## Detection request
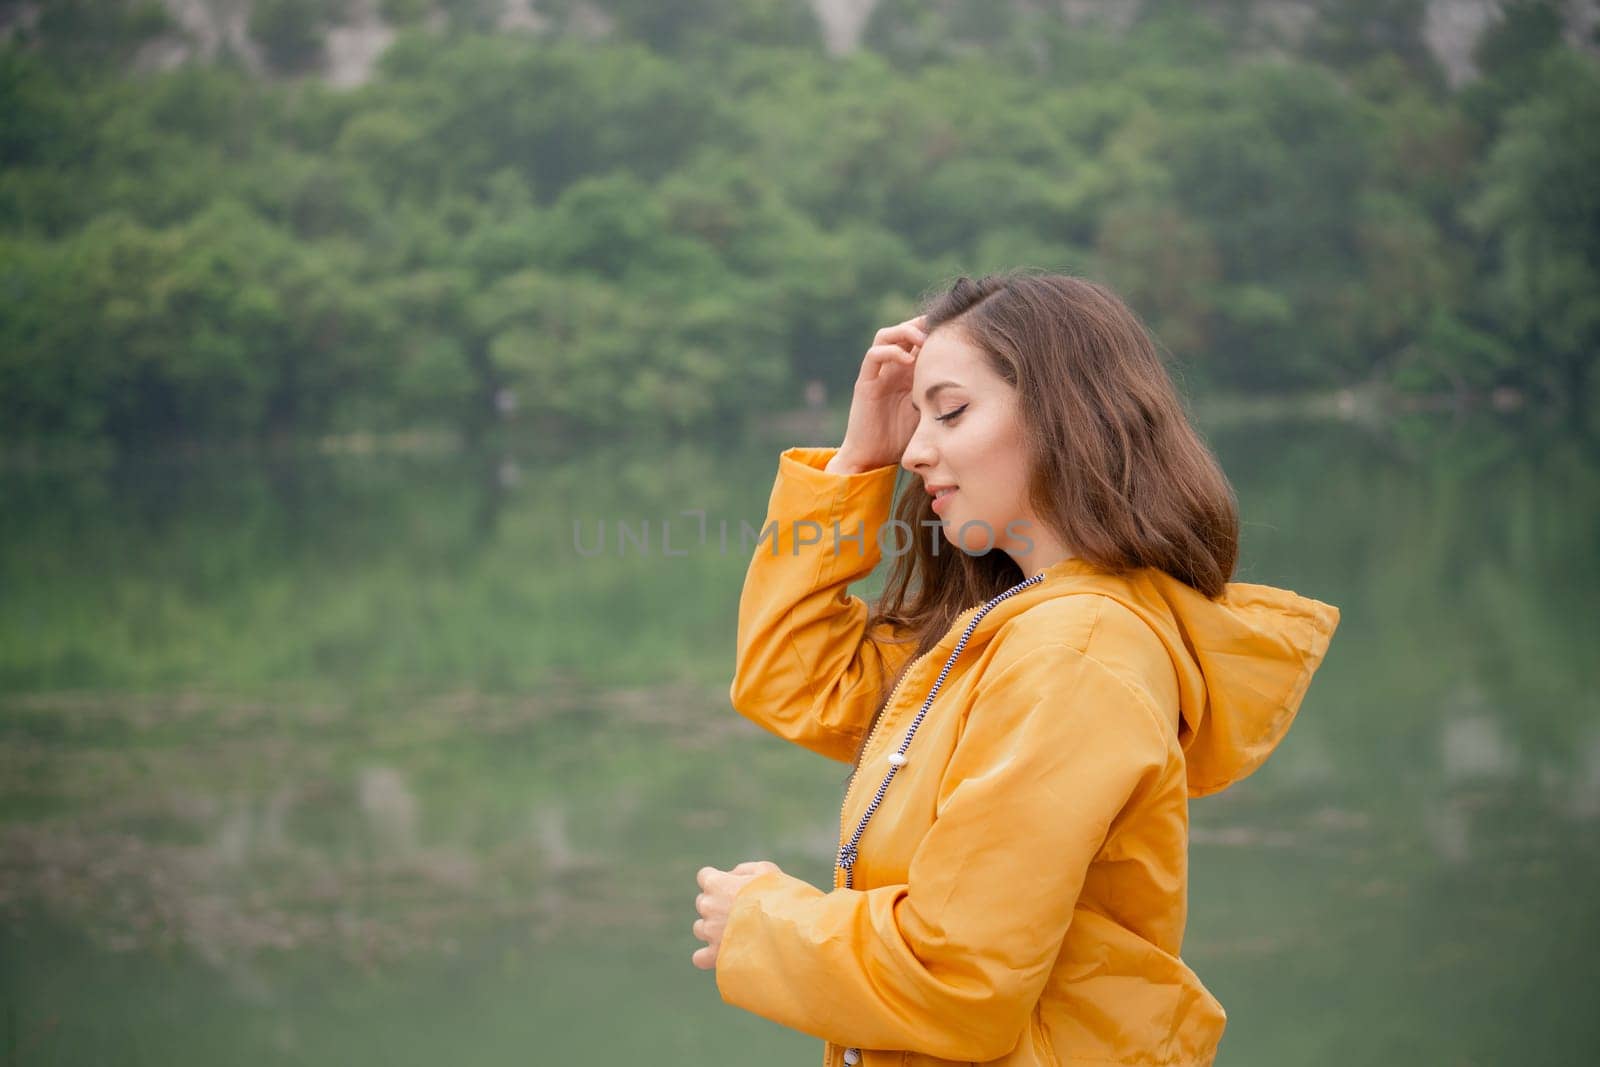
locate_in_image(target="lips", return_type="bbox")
[929,487,958,515]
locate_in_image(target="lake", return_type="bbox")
[2,411,1596,1065]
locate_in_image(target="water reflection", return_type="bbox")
[1569,726,1600,820]
[2,415,1597,1064]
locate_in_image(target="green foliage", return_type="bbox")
[250,0,341,74]
[380,0,432,26]
[1464,49,1600,420]
[1300,0,1442,85]
[1460,1,1573,134]
[0,2,1596,451]
[592,0,822,55]
[1474,1,1567,82]
[4,0,173,70]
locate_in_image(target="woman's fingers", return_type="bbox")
[873,317,928,351]
[693,861,786,969]
[731,860,782,879]
[860,342,919,383]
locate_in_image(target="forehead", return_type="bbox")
[914,327,994,389]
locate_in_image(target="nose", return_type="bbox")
[900,411,937,475]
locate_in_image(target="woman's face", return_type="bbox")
[900,326,1062,571]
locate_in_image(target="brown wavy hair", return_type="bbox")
[848,269,1239,773]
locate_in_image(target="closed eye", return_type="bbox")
[935,404,968,423]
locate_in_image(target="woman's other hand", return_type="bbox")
[827,314,929,474]
[691,860,784,970]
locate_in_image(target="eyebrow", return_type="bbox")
[908,381,963,411]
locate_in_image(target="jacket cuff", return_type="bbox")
[714,869,834,1037]
[780,445,899,480]
[762,446,901,581]
[772,447,901,533]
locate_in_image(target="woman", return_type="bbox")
[689,271,1340,1067]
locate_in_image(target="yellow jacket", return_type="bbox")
[715,446,1341,1067]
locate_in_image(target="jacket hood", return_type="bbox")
[938,557,1340,798]
[1126,567,1340,797]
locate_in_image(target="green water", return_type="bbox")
[3,416,1597,1065]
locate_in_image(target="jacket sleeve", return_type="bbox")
[728,445,919,764]
[714,640,1172,1061]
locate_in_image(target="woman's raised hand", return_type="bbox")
[826,314,929,475]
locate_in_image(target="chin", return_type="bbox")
[944,520,1000,556]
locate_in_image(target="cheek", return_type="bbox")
[961,437,1027,512]
[979,431,1031,516]
[960,463,1036,531]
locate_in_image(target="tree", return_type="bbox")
[1466,50,1600,428]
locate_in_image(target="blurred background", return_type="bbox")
[1,1,1597,1064]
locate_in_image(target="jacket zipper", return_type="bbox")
[828,579,1046,1067]
[834,606,980,890]
[830,611,972,1067]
